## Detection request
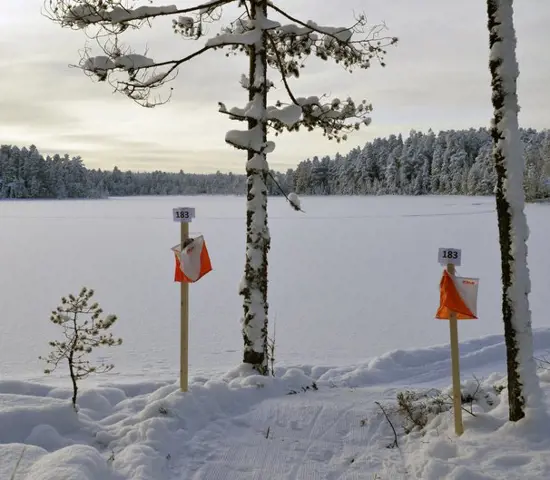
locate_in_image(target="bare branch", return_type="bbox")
[267,171,304,213]
[375,401,399,449]
[266,30,299,104]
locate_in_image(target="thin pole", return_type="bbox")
[447,263,464,435]
[180,222,189,392]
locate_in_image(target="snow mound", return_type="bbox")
[0,366,317,479]
[25,445,121,480]
[0,394,80,444]
[312,328,550,387]
[403,395,550,479]
[2,331,550,479]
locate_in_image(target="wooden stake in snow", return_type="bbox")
[447,262,464,436]
[171,207,213,392]
[173,207,194,392]
[180,220,190,392]
[436,247,479,436]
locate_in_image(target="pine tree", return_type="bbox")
[39,288,122,408]
[430,133,446,194]
[46,0,396,373]
[384,151,399,194]
[487,0,542,421]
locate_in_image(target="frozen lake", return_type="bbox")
[0,195,549,383]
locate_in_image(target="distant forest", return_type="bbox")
[2,128,549,201]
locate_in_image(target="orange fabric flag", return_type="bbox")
[173,236,212,283]
[436,270,477,320]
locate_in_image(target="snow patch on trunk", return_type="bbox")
[489,0,543,410]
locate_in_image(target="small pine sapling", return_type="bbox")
[39,287,122,408]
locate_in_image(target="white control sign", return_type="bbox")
[438,247,462,266]
[173,207,195,223]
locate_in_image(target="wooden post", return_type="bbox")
[180,221,189,392]
[447,263,464,436]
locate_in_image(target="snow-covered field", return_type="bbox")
[1,195,550,479]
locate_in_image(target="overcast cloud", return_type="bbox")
[1,0,549,173]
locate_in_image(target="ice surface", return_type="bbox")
[0,196,549,382]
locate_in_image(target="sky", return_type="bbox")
[1,0,549,173]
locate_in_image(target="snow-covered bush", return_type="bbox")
[375,377,506,437]
[396,389,451,434]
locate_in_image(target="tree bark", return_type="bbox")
[241,0,270,374]
[487,0,542,421]
[69,312,79,408]
[69,357,78,409]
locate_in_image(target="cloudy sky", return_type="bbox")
[1,1,549,173]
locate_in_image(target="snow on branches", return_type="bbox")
[47,0,230,29]
[46,0,396,140]
[46,0,397,373]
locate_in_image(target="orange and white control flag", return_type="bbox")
[172,235,212,283]
[436,270,479,320]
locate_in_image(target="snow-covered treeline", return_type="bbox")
[3,127,549,200]
[0,144,264,199]
[294,127,550,200]
[0,144,297,199]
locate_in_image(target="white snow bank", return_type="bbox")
[0,394,80,444]
[2,330,550,479]
[307,328,550,388]
[0,444,46,480]
[403,384,550,479]
[0,366,316,479]
[25,445,122,480]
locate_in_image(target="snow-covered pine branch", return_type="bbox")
[267,6,397,69]
[47,0,396,375]
[46,0,232,30]
[219,9,396,142]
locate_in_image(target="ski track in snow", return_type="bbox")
[164,329,550,479]
[167,390,404,480]
[3,329,550,479]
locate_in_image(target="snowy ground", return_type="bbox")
[1,195,550,479]
[3,330,550,479]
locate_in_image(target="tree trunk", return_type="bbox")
[68,354,78,408]
[69,312,79,408]
[241,0,270,374]
[487,0,542,421]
